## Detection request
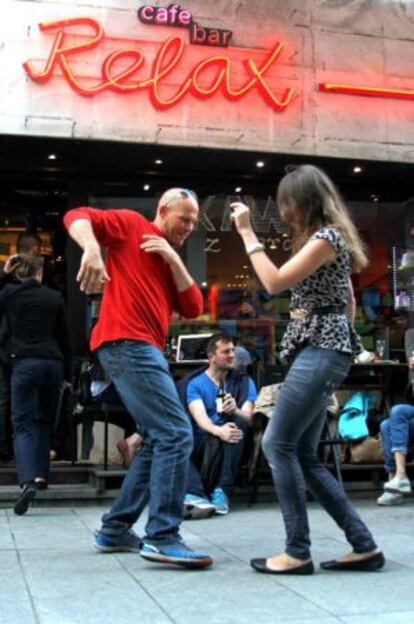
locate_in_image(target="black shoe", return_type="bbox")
[251,558,314,575]
[320,551,385,572]
[14,482,37,516]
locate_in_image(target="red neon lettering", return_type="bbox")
[319,82,414,101]
[23,17,296,111]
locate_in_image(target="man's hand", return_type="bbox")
[216,422,243,444]
[140,235,179,265]
[221,393,237,415]
[77,245,110,294]
[3,254,21,274]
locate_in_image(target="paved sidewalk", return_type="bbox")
[0,499,413,624]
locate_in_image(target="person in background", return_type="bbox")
[179,332,257,518]
[377,350,414,505]
[64,188,213,569]
[0,254,71,515]
[231,164,384,574]
[0,232,42,463]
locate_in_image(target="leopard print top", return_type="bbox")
[280,226,362,362]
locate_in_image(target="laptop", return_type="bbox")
[176,333,213,363]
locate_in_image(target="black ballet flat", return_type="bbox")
[320,551,385,572]
[251,558,314,575]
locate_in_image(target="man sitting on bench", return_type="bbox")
[178,332,257,518]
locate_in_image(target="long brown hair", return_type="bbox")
[277,165,368,272]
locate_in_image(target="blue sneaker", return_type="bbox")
[183,494,216,519]
[93,529,141,553]
[211,487,229,515]
[140,540,213,569]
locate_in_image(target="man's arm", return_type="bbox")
[66,219,110,294]
[188,400,243,443]
[140,235,203,317]
[64,207,140,293]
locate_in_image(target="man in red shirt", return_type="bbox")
[64,188,213,569]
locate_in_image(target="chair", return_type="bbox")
[69,358,135,470]
[71,401,132,470]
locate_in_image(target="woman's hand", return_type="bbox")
[230,202,253,235]
[3,254,20,274]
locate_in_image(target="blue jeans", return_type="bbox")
[380,404,414,473]
[11,358,63,484]
[98,340,193,544]
[262,346,377,560]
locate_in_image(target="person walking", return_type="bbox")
[231,164,384,574]
[64,188,213,569]
[0,254,71,515]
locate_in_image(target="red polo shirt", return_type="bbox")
[63,207,203,352]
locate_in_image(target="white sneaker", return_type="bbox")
[183,494,216,519]
[377,491,403,506]
[384,476,412,494]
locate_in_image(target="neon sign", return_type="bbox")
[319,82,414,102]
[22,17,295,111]
[137,3,233,48]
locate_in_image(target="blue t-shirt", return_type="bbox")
[186,372,257,425]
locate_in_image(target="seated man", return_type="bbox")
[377,404,414,505]
[179,332,257,518]
[377,332,414,506]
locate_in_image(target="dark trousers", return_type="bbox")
[0,361,11,458]
[187,416,249,498]
[11,358,64,484]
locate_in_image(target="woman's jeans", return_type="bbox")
[98,340,193,544]
[11,358,63,484]
[380,404,414,473]
[262,346,377,560]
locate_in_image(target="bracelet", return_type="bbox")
[245,242,265,256]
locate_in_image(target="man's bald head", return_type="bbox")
[157,188,199,213]
[154,188,199,247]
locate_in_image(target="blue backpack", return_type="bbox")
[338,391,375,441]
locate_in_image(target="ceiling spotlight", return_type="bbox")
[201,281,207,287]
[353,166,362,173]
[256,161,265,168]
[143,184,151,191]
[154,159,163,165]
[234,186,242,193]
[242,265,249,269]
[370,194,379,202]
[48,154,57,160]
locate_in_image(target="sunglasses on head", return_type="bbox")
[165,188,198,206]
[284,164,298,174]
